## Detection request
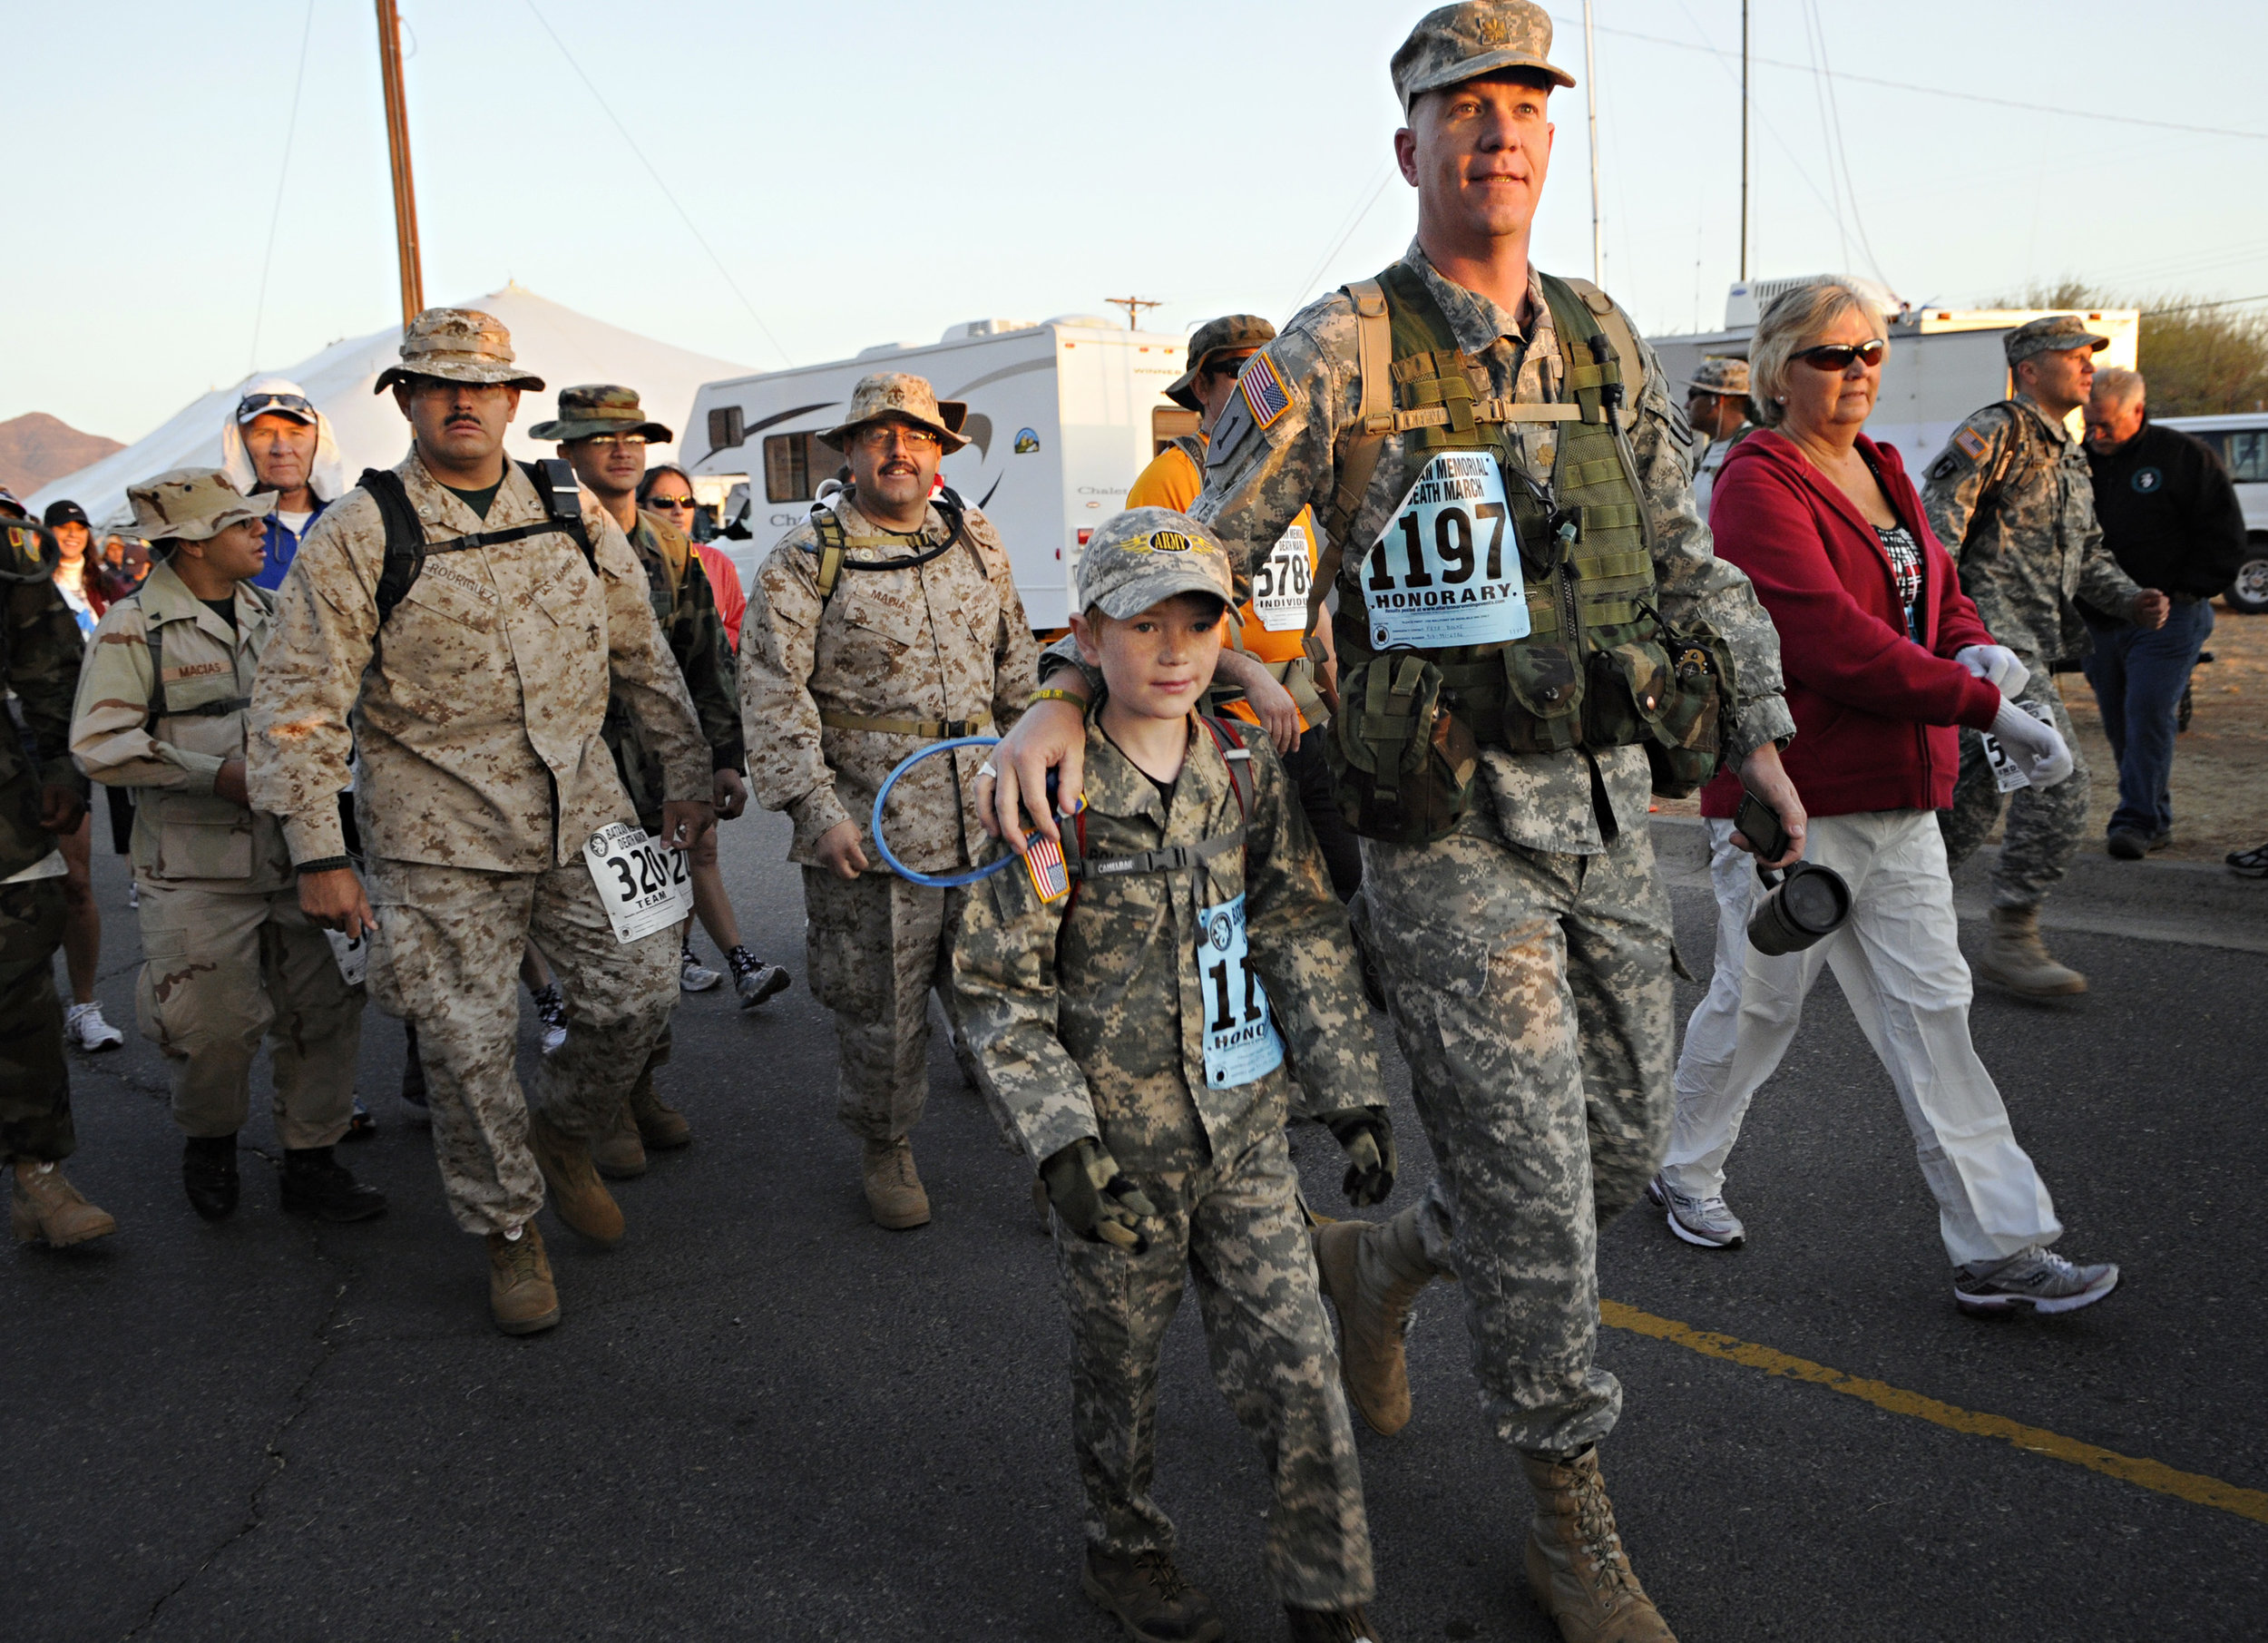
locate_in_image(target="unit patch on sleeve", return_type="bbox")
[1953,425,1991,462]
[1237,352,1293,431]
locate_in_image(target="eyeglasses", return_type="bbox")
[647,494,696,510]
[1794,339,1887,372]
[238,391,316,423]
[583,434,650,450]
[852,425,942,452]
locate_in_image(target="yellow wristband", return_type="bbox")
[1027,688,1088,710]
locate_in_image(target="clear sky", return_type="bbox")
[12,0,2266,445]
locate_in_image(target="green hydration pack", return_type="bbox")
[1316,263,1735,844]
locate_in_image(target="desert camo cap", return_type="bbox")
[816,373,971,453]
[2004,313,2111,366]
[1393,0,1575,113]
[529,384,674,445]
[126,468,277,544]
[1686,357,1752,396]
[1076,507,1239,622]
[373,308,546,393]
[1166,315,1279,411]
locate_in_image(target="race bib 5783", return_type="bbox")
[1363,452,1530,650]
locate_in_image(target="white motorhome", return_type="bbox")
[1652,279,2139,496]
[2155,412,2268,613]
[681,318,1195,629]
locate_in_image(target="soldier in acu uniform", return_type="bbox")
[981,7,1804,1638]
[0,498,114,1248]
[740,373,1040,1231]
[249,309,712,1335]
[71,470,380,1226]
[1921,314,2169,997]
[1682,356,1757,518]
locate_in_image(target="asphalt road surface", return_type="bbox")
[7,812,2263,1641]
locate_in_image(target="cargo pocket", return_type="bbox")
[1643,631,1733,798]
[1325,653,1478,846]
[1499,641,1584,753]
[153,808,254,881]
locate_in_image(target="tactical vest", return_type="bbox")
[1319,263,1733,843]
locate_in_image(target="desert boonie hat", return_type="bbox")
[373,308,546,393]
[1393,0,1575,113]
[529,384,674,445]
[1166,315,1279,412]
[816,374,971,454]
[1686,357,1752,397]
[1076,507,1239,621]
[2005,314,2111,367]
[126,469,277,545]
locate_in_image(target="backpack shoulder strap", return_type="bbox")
[362,467,425,629]
[1310,275,1395,638]
[809,506,847,601]
[139,595,165,729]
[522,459,596,573]
[1200,714,1253,820]
[1554,275,1648,415]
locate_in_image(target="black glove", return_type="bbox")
[1039,1138,1158,1254]
[1318,1107,1396,1208]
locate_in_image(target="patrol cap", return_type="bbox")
[816,373,971,454]
[1685,357,1751,397]
[125,468,277,545]
[374,308,546,394]
[1076,507,1238,622]
[529,384,674,445]
[1393,0,1575,115]
[1166,315,1279,411]
[2005,313,2110,367]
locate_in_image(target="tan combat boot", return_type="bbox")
[1977,904,2087,997]
[591,1100,647,1181]
[10,1159,118,1247]
[527,1109,625,1246]
[628,1072,691,1150]
[487,1222,560,1335]
[863,1136,931,1230]
[1520,1449,1675,1643]
[1315,1206,1435,1436]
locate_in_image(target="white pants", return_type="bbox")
[1664,810,2060,1267]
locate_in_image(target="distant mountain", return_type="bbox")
[0,413,124,497]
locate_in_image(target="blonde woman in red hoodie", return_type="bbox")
[1653,281,2120,1318]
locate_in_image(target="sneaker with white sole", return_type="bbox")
[66,1002,125,1053]
[531,983,568,1055]
[728,947,791,1011]
[1954,1246,2119,1317]
[1646,1173,1745,1248]
[679,944,723,993]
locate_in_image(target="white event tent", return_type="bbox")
[30,285,750,528]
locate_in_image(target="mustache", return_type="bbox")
[877,459,918,475]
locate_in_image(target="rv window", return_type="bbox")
[709,406,746,451]
[764,433,816,503]
[1151,406,1201,458]
[2224,429,2267,484]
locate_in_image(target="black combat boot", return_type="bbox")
[182,1134,240,1221]
[279,1146,388,1223]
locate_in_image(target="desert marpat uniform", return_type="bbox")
[1921,390,2148,907]
[608,506,742,826]
[952,716,1380,1609]
[248,453,708,1233]
[740,491,1039,1142]
[0,520,87,1162]
[1178,244,1792,1458]
[71,559,361,1146]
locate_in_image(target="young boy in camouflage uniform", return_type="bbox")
[953,509,1395,1643]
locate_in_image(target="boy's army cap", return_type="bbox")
[1393,0,1575,113]
[125,468,276,545]
[1166,315,1278,411]
[374,308,546,393]
[2004,313,2111,366]
[1077,507,1237,621]
[529,384,673,444]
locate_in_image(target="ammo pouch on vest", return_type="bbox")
[1325,652,1478,844]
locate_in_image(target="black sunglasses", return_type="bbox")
[237,391,317,421]
[1794,339,1887,372]
[647,494,696,508]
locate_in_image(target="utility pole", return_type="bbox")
[1739,0,1750,281]
[1583,0,1602,286]
[1105,297,1163,331]
[376,0,424,328]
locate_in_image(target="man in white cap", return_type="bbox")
[249,308,711,1335]
[221,378,350,592]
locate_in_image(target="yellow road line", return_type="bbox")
[1600,1299,2268,1527]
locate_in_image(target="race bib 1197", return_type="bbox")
[1363,452,1530,650]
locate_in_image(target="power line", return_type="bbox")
[522,0,791,367]
[1286,159,1396,318]
[247,0,318,374]
[2146,293,2268,316]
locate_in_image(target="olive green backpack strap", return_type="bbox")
[809,506,847,601]
[1553,275,1647,429]
[1307,278,1394,639]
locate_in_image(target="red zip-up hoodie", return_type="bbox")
[1700,428,2004,820]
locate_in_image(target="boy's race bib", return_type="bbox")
[1363,452,1531,650]
[1198,893,1286,1090]
[583,822,695,944]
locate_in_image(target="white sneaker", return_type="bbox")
[679,945,724,993]
[66,1002,125,1053]
[530,983,568,1055]
[1954,1246,2119,1317]
[126,880,140,909]
[1646,1173,1745,1248]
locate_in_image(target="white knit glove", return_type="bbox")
[1956,645,2030,700]
[1990,699,2073,787]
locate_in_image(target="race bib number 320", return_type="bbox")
[584,822,695,945]
[1364,452,1530,650]
[1198,893,1286,1090]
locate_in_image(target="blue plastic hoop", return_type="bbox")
[869,737,1018,888]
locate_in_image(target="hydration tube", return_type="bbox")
[871,736,1074,889]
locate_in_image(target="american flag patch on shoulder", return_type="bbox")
[1954,425,1990,461]
[1237,352,1293,430]
[1022,833,1070,903]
